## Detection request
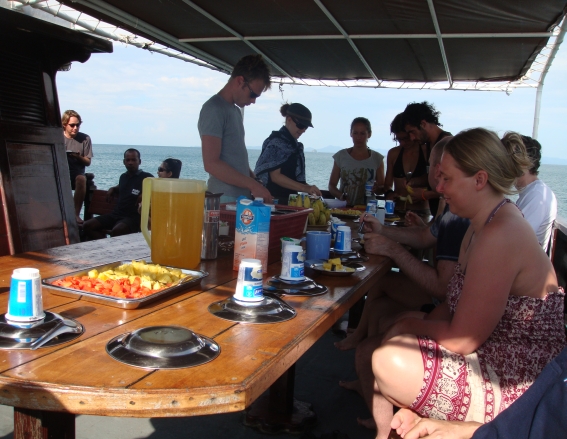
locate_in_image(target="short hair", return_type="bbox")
[443,128,532,195]
[351,117,372,134]
[390,113,405,135]
[62,109,81,126]
[520,135,542,176]
[124,148,141,159]
[402,101,441,128]
[231,54,272,91]
[162,158,182,178]
[430,136,453,167]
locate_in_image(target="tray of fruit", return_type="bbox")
[42,260,208,309]
[329,208,365,219]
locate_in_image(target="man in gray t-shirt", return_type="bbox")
[198,54,273,202]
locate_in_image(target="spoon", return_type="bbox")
[29,313,81,350]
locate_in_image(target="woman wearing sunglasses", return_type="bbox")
[254,103,322,203]
[156,158,182,179]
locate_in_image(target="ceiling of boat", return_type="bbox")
[59,0,567,88]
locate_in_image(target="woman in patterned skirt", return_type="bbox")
[367,128,565,439]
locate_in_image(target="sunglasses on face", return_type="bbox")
[158,167,168,173]
[291,117,308,130]
[67,123,81,128]
[244,81,260,99]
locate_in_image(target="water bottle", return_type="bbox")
[364,182,375,205]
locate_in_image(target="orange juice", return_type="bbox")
[150,191,205,268]
[141,178,207,270]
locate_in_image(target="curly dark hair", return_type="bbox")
[520,135,542,176]
[390,113,405,135]
[231,54,272,91]
[402,101,442,128]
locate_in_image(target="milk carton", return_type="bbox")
[233,198,271,272]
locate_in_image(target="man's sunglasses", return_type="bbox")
[291,117,308,130]
[158,167,168,173]
[67,123,81,128]
[244,81,260,99]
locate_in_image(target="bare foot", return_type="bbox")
[334,333,361,351]
[339,379,363,398]
[357,417,377,430]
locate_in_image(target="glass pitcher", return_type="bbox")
[141,178,206,269]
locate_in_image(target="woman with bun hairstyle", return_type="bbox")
[328,117,384,206]
[360,128,565,438]
[254,103,321,203]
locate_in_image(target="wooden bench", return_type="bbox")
[81,190,118,238]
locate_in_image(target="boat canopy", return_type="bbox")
[8,0,567,91]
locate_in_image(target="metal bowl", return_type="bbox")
[208,296,296,324]
[106,326,220,369]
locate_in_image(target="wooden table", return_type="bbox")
[0,233,391,438]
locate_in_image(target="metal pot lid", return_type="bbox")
[208,296,296,324]
[106,326,220,369]
[0,312,84,349]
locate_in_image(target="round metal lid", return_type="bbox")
[208,296,296,324]
[106,326,220,369]
[0,312,83,349]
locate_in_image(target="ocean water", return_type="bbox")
[87,144,567,219]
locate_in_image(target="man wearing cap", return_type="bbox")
[254,102,321,203]
[198,54,273,202]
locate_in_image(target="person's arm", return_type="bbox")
[362,214,437,249]
[269,169,321,196]
[201,135,272,200]
[69,153,91,167]
[372,160,385,193]
[327,162,344,200]
[363,233,455,298]
[383,148,396,197]
[383,223,519,355]
[106,185,119,202]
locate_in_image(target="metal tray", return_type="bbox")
[42,260,208,309]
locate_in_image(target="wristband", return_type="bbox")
[422,191,427,201]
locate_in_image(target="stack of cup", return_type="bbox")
[6,268,45,322]
[233,259,264,302]
[281,245,305,280]
[334,226,352,252]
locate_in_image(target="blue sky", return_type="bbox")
[57,40,567,160]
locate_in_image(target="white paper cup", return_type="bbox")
[280,245,305,280]
[234,259,264,302]
[334,226,352,252]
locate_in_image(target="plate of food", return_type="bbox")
[329,208,364,219]
[308,258,365,276]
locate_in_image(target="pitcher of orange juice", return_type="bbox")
[141,178,207,269]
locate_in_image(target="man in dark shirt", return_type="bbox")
[83,149,153,240]
[62,110,93,224]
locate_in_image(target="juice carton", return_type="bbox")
[233,198,271,272]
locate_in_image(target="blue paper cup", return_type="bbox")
[6,268,45,322]
[306,231,332,260]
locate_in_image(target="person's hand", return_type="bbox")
[405,211,426,228]
[373,183,384,194]
[251,181,272,201]
[362,232,397,256]
[391,408,480,439]
[307,185,322,197]
[385,191,399,201]
[106,187,116,203]
[359,213,382,233]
